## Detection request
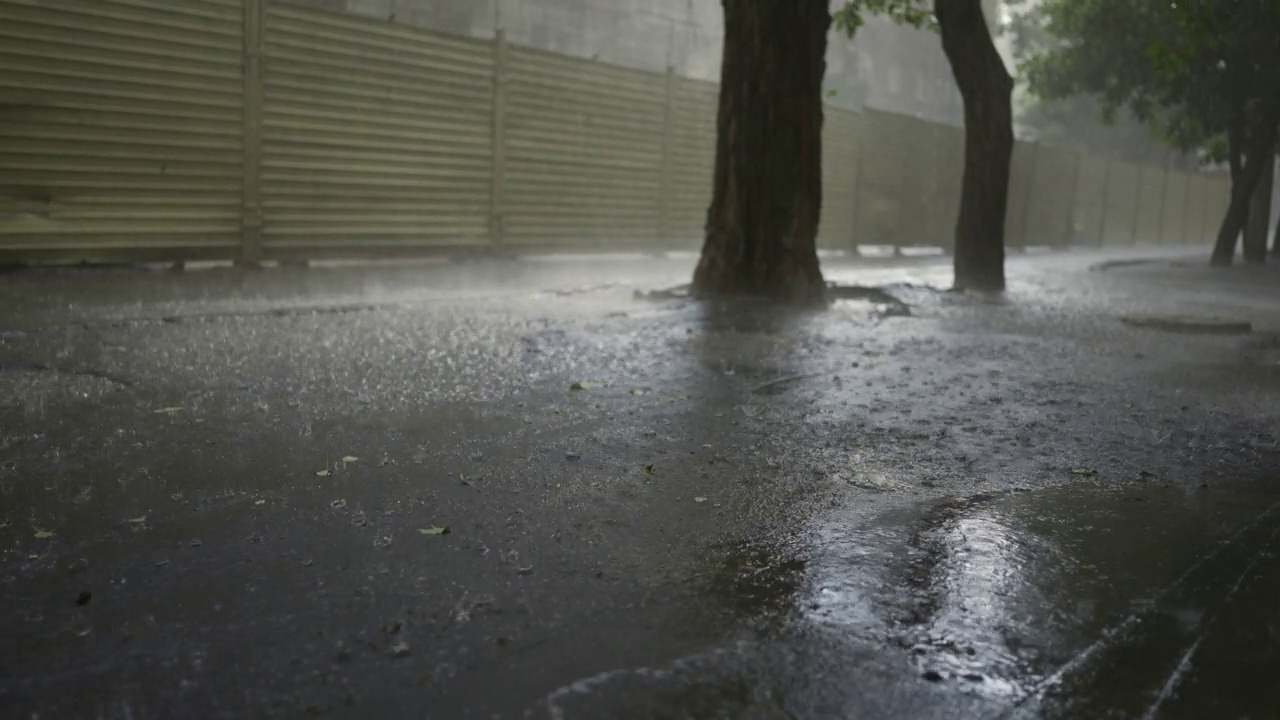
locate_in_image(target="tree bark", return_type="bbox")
[936,0,1015,292]
[1244,156,1273,263]
[1211,118,1276,267]
[692,0,829,303]
[1272,199,1280,258]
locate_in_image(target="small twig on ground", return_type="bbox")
[752,372,825,395]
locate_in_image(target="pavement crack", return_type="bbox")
[1139,521,1280,720]
[1009,499,1280,714]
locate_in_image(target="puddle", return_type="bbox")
[548,478,1280,719]
[833,478,1280,715]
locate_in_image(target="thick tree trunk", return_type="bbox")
[1244,158,1273,263]
[936,0,1014,292]
[1211,120,1276,267]
[692,0,829,303]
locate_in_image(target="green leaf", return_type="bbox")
[418,526,450,536]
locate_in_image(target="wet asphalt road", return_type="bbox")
[1,249,1279,719]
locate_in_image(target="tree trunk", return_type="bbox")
[1244,157,1273,263]
[692,0,829,303]
[1211,119,1276,267]
[936,0,1015,292]
[1272,200,1280,258]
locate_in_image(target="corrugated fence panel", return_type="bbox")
[1102,161,1140,245]
[1206,175,1232,243]
[1025,147,1076,247]
[0,0,245,255]
[1133,166,1165,245]
[1188,175,1212,244]
[1071,156,1108,245]
[819,107,859,250]
[1160,172,1188,245]
[504,46,666,246]
[855,109,908,246]
[0,0,1234,261]
[1003,141,1037,248]
[1198,174,1218,242]
[934,124,964,252]
[664,76,717,246]
[261,4,493,250]
[896,116,945,247]
[1172,174,1192,243]
[1202,174,1223,244]
[1207,176,1230,243]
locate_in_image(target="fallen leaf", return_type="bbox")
[342,456,359,463]
[34,529,54,539]
[419,526,450,536]
[1071,468,1099,477]
[630,388,647,396]
[153,407,184,415]
[254,499,266,506]
[569,381,600,391]
[129,516,147,524]
[388,640,411,658]
[316,469,331,477]
[643,464,655,475]
[694,497,708,503]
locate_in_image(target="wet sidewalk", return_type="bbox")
[1,247,1279,719]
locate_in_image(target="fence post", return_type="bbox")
[239,0,265,266]
[1018,142,1040,248]
[657,66,674,244]
[1180,171,1193,245]
[489,29,508,246]
[1129,165,1145,245]
[850,129,863,253]
[1201,176,1215,244]
[1062,152,1082,246]
[1155,165,1170,245]
[1096,158,1113,246]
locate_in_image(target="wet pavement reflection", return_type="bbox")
[551,478,1280,719]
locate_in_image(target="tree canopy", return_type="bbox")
[998,0,1190,168]
[1023,0,1280,264]
[1023,0,1280,157]
[834,0,934,35]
